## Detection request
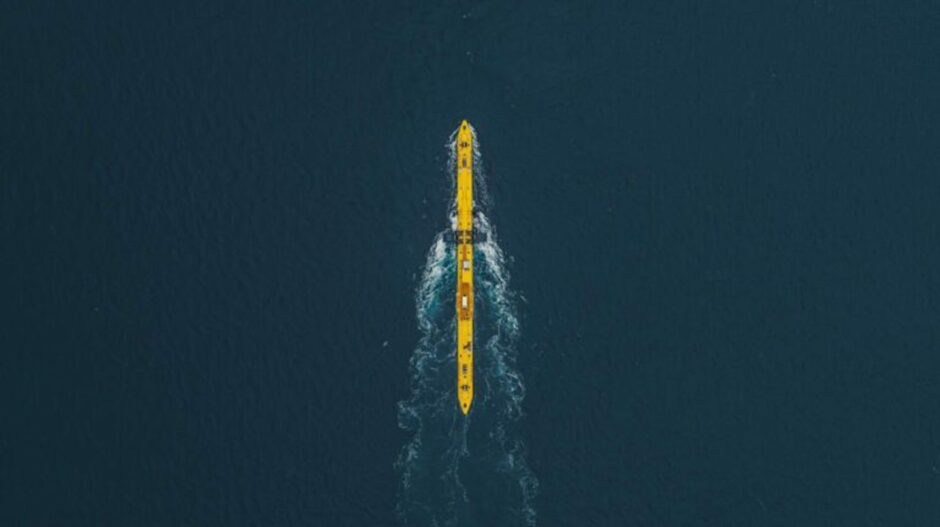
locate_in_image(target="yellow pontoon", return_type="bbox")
[455,120,474,414]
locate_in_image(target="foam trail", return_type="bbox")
[396,126,537,526]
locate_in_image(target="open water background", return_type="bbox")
[2,1,939,525]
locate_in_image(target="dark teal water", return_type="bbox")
[3,1,940,525]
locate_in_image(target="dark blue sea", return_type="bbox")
[3,1,940,525]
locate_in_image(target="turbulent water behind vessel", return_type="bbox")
[396,126,537,526]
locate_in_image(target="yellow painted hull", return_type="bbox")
[456,120,474,414]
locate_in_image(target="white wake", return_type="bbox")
[396,126,537,526]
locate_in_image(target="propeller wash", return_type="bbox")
[396,121,538,526]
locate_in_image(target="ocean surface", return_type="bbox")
[3,1,940,525]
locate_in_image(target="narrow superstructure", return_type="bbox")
[455,120,474,414]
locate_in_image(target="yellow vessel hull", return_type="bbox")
[456,120,474,414]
